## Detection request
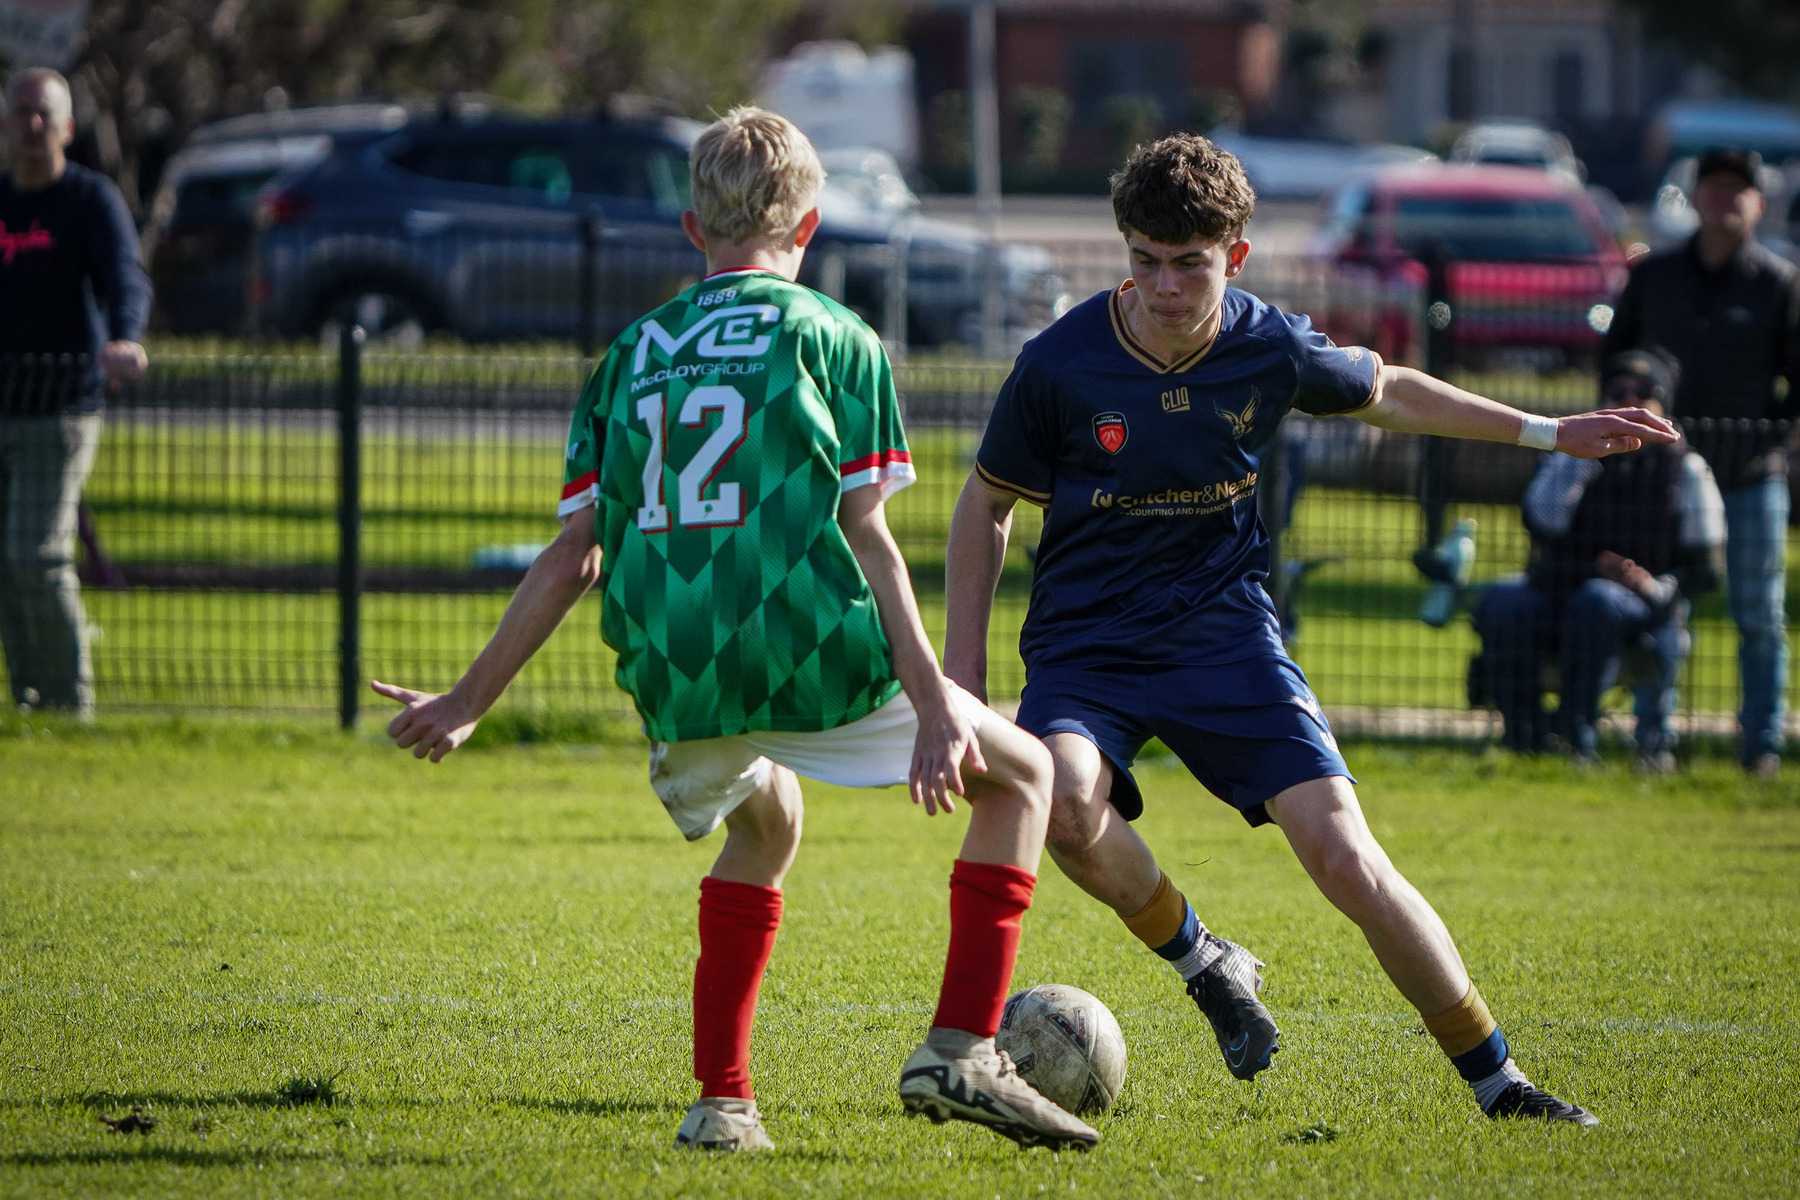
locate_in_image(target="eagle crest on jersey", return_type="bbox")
[1215,387,1259,440]
[560,270,915,741]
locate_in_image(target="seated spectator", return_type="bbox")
[1472,350,1725,769]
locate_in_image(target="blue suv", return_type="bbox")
[249,110,1066,348]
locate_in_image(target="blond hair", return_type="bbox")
[690,106,824,243]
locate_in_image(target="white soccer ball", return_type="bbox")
[995,983,1127,1114]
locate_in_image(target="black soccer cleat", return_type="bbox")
[1184,934,1280,1081]
[1485,1080,1600,1126]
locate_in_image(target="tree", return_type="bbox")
[1618,0,1800,106]
[33,0,816,211]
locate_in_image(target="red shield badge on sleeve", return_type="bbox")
[1093,412,1127,454]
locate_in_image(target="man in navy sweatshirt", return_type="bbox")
[1,67,151,716]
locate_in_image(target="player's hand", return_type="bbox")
[909,686,988,817]
[1554,407,1678,459]
[101,340,147,383]
[1596,551,1656,596]
[371,679,482,762]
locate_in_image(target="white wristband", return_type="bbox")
[1517,413,1558,452]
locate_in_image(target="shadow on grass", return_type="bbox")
[508,1096,684,1119]
[7,1144,450,1173]
[3,1148,452,1169]
[27,1093,681,1118]
[4,1148,327,1169]
[73,1089,357,1112]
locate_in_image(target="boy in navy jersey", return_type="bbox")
[945,135,1676,1124]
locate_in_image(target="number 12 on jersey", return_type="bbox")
[634,385,748,531]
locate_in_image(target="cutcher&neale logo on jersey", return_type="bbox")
[1092,411,1127,454]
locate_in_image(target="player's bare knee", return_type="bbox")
[1045,784,1104,856]
[1311,837,1389,916]
[970,721,1054,816]
[730,770,803,851]
[966,768,1050,827]
[1014,739,1055,817]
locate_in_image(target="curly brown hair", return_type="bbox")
[1110,134,1256,246]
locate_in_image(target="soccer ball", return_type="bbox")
[995,983,1127,1115]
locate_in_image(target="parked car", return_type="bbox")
[142,104,415,334]
[1207,128,1434,201]
[1309,164,1628,369]
[247,110,1068,348]
[1450,120,1585,185]
[1644,98,1800,182]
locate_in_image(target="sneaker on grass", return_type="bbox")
[674,1098,774,1151]
[898,1030,1099,1151]
[1485,1080,1600,1126]
[1185,934,1280,1081]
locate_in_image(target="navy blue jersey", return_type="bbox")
[976,281,1378,671]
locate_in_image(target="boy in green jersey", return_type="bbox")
[374,108,1095,1153]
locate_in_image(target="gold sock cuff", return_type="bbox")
[1119,872,1187,949]
[1422,984,1498,1058]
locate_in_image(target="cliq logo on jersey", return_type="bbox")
[632,305,782,376]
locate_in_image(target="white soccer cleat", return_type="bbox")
[673,1098,774,1152]
[898,1031,1100,1151]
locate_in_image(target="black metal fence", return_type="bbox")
[5,255,1797,753]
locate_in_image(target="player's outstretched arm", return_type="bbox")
[943,471,1019,703]
[374,508,602,761]
[1358,365,1678,459]
[839,483,983,816]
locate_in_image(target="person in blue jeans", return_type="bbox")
[1602,147,1798,776]
[1475,351,1726,768]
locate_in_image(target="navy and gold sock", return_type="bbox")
[1424,984,1528,1109]
[1120,872,1219,980]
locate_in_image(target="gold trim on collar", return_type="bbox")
[1109,280,1216,375]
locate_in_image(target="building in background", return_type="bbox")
[903,0,1284,190]
[1361,0,1688,194]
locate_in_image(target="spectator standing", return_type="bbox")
[0,68,150,716]
[1602,147,1800,776]
[1474,351,1725,769]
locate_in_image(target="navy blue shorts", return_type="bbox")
[1015,654,1353,826]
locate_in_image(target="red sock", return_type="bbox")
[693,877,783,1100]
[930,859,1037,1038]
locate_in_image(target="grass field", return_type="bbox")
[4,718,1797,1198]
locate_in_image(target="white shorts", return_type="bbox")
[649,687,988,841]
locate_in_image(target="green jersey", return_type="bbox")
[561,268,914,741]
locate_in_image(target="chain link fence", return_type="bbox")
[6,255,1797,749]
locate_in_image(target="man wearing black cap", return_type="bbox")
[1602,146,1799,777]
[1473,350,1725,769]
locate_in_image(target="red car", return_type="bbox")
[1309,164,1628,369]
